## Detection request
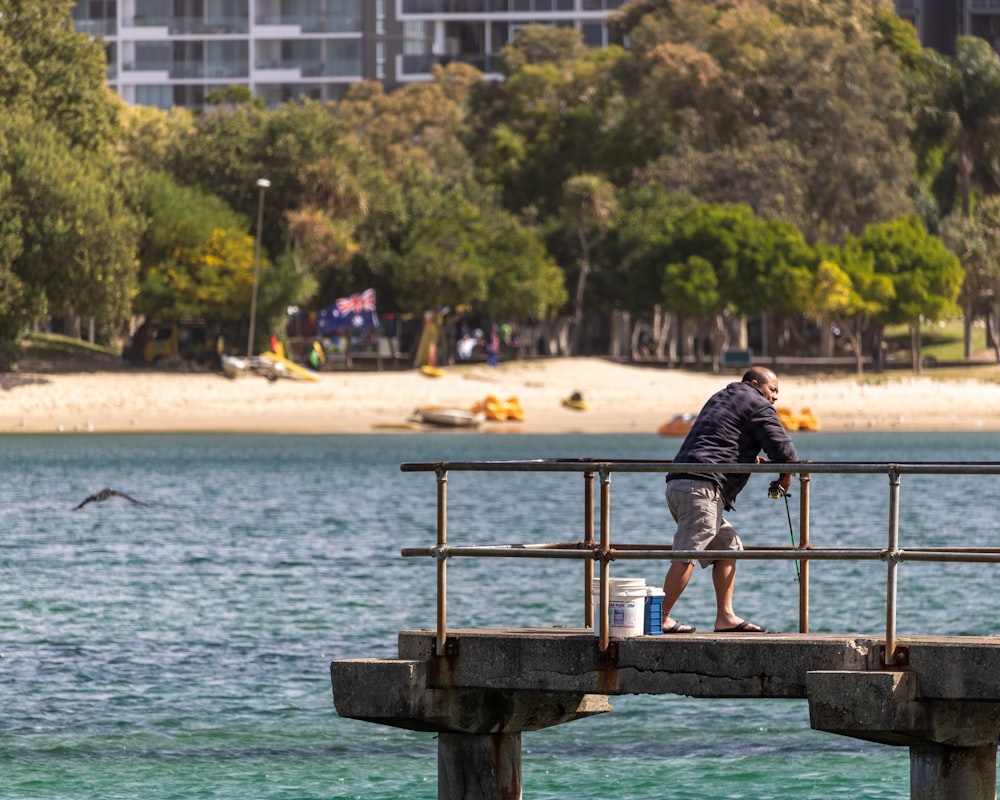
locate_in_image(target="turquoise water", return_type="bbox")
[2,431,998,798]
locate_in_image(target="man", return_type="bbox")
[662,366,798,634]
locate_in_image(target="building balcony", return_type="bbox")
[254,14,362,34]
[254,59,361,79]
[253,63,304,80]
[401,0,577,13]
[73,18,118,37]
[122,16,170,37]
[123,61,248,80]
[124,15,249,35]
[120,64,171,82]
[400,51,495,77]
[173,61,250,79]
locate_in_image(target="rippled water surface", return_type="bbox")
[2,431,998,798]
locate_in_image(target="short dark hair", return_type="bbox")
[742,366,772,384]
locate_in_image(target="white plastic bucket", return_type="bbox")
[592,577,648,638]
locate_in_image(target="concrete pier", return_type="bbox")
[331,629,1000,800]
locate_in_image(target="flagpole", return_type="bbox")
[247,178,271,358]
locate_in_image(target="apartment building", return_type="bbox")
[376,0,627,85]
[71,1,993,111]
[71,0,627,110]
[895,0,1000,54]
[70,1,365,108]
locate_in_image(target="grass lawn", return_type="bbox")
[883,318,989,363]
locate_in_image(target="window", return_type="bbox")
[581,22,603,46]
[135,85,173,109]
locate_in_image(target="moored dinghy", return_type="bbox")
[409,406,485,428]
[657,413,696,437]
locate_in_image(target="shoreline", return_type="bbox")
[2,357,999,435]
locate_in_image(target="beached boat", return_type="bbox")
[657,413,696,437]
[220,353,249,379]
[409,407,485,428]
[221,354,283,381]
[221,352,319,382]
[260,351,321,382]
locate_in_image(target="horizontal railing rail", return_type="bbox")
[400,459,1000,662]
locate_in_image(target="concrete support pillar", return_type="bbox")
[910,744,997,800]
[808,670,1000,800]
[439,732,521,800]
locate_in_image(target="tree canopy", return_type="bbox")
[0,0,992,370]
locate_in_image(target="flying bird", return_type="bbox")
[73,487,147,510]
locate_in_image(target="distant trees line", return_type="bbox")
[3,0,1000,372]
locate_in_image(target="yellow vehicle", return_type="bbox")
[133,321,215,365]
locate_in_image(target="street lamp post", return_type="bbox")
[247,178,271,358]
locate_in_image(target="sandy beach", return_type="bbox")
[1,356,998,435]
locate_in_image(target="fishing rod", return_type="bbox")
[769,480,799,581]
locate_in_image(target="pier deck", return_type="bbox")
[333,458,1000,799]
[332,628,1000,799]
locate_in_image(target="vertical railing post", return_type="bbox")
[798,472,810,633]
[597,466,612,652]
[884,465,901,666]
[435,466,448,657]
[583,470,595,629]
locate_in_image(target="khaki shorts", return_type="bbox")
[666,479,743,568]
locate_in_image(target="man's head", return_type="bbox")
[743,366,780,404]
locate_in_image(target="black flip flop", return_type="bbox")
[714,620,764,633]
[662,621,696,634]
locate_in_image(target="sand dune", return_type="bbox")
[1,357,998,435]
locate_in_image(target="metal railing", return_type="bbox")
[400,459,1000,664]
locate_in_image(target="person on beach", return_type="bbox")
[662,366,799,634]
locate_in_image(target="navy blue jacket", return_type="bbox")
[667,380,798,509]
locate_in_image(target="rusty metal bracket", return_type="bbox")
[597,640,619,662]
[877,643,909,670]
[431,636,459,657]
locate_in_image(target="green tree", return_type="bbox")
[117,103,196,172]
[910,36,1000,356]
[466,27,628,219]
[940,198,1000,362]
[0,169,27,368]
[614,0,916,242]
[845,216,963,371]
[0,1,139,365]
[138,172,309,355]
[0,114,140,348]
[799,248,892,373]
[661,255,720,367]
[357,163,565,326]
[339,64,482,184]
[162,99,349,259]
[913,37,1000,220]
[561,174,617,355]
[4,0,120,150]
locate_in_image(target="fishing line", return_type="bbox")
[769,481,799,581]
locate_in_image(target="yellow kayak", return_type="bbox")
[562,392,588,411]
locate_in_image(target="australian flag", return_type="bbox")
[317,288,379,334]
